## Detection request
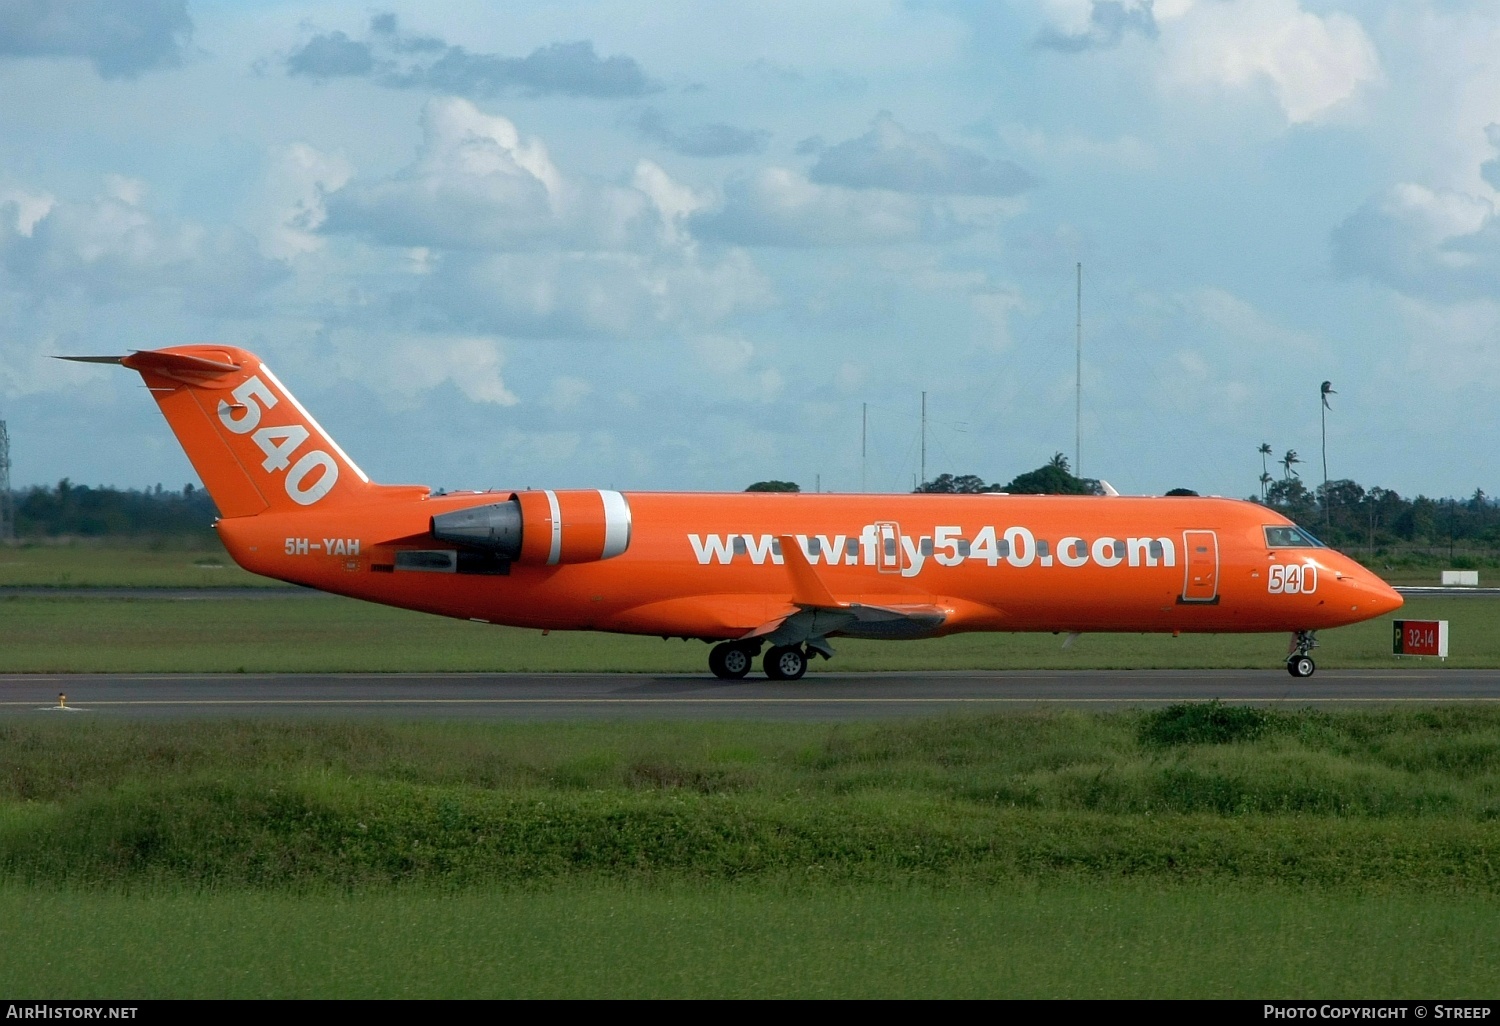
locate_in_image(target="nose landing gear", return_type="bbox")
[1286,630,1319,678]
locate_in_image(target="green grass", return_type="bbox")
[0,593,1492,672]
[2,881,1496,998]
[4,710,1500,889]
[2,709,1500,996]
[0,543,282,588]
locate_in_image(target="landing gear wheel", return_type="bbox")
[764,645,808,681]
[1286,629,1319,678]
[1287,655,1316,678]
[709,643,752,680]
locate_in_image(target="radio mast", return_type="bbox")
[0,419,12,542]
[1075,262,1082,479]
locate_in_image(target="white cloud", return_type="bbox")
[631,159,709,246]
[993,124,1156,171]
[1125,287,1327,428]
[1332,183,1499,300]
[1158,0,1380,124]
[0,177,287,314]
[384,336,518,407]
[430,245,770,339]
[971,288,1026,351]
[691,167,927,247]
[544,375,592,411]
[0,327,103,400]
[1392,295,1500,396]
[257,143,353,259]
[1189,286,1324,356]
[809,112,1034,196]
[317,98,769,339]
[0,0,192,79]
[323,98,581,250]
[0,187,55,236]
[687,332,754,376]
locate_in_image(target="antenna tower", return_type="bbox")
[0,419,12,542]
[920,391,927,490]
[1075,262,1082,479]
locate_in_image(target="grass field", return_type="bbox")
[0,708,1498,996]
[3,882,1495,998]
[0,544,282,589]
[0,592,1487,672]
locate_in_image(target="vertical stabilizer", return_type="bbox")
[66,345,379,518]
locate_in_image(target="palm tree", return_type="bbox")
[1281,449,1301,480]
[1259,472,1273,499]
[1258,443,1272,498]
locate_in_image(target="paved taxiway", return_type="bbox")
[2,669,1497,720]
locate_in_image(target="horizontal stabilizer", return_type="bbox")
[58,351,242,376]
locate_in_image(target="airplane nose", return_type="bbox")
[1343,565,1404,618]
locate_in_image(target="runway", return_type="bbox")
[2,669,1498,720]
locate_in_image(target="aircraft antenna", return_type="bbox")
[1075,262,1082,479]
[861,402,867,493]
[0,419,11,542]
[920,391,927,490]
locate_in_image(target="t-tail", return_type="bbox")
[61,345,394,518]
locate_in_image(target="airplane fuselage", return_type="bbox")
[217,491,1399,639]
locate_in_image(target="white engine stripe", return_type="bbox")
[545,489,562,565]
[599,490,632,559]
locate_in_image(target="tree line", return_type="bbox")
[7,481,219,540]
[749,454,1105,498]
[754,452,1500,562]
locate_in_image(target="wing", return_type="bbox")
[739,535,955,655]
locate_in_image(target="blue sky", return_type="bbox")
[3,0,1499,500]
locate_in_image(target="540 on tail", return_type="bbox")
[66,346,1403,679]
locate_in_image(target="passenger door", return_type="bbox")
[1180,530,1219,603]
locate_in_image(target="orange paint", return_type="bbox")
[83,345,1402,680]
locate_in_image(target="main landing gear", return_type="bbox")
[707,641,810,680]
[1286,630,1319,678]
[707,642,754,680]
[763,645,807,681]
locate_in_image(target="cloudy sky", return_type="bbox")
[2,0,1498,501]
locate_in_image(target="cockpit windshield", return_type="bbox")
[1263,525,1326,548]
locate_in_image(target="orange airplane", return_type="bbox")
[65,345,1403,680]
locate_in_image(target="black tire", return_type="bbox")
[764,645,807,681]
[708,643,752,680]
[1287,655,1315,678]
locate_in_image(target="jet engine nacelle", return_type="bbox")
[430,489,632,565]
